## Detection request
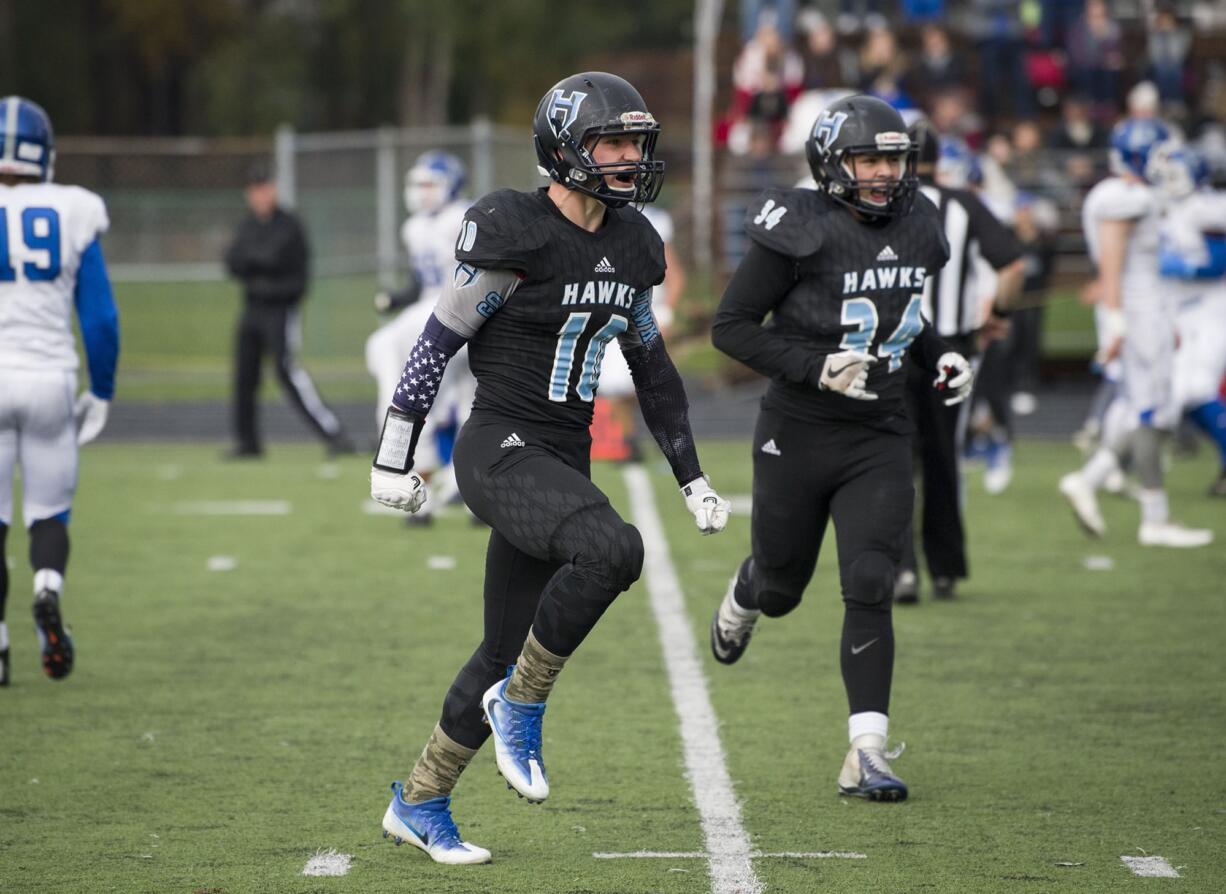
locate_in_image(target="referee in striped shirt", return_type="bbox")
[895,122,1024,603]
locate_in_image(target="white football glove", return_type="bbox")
[75,392,110,445]
[818,350,878,400]
[681,476,731,535]
[933,352,973,406]
[371,467,428,513]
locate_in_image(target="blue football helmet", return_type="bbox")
[1146,140,1209,201]
[935,137,981,189]
[1109,117,1171,180]
[404,151,466,215]
[0,96,55,182]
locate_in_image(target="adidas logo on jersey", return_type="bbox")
[594,257,616,273]
[500,432,526,449]
[876,245,898,262]
[760,439,782,456]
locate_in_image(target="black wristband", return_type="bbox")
[373,406,423,473]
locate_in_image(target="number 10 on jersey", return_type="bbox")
[549,312,628,402]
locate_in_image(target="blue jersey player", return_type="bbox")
[0,97,120,685]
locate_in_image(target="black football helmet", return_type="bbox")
[533,72,664,208]
[805,94,917,220]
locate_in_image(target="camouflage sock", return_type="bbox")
[505,628,568,703]
[404,723,478,803]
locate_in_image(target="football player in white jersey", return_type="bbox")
[1148,141,1226,496]
[365,152,471,522]
[1058,119,1211,547]
[0,97,119,685]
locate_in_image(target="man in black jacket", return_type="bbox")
[224,165,354,457]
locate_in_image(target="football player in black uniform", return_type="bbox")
[367,72,731,864]
[708,95,971,802]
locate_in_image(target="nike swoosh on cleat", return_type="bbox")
[850,638,879,655]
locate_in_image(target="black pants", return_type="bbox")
[437,413,644,749]
[232,303,345,451]
[901,361,968,580]
[737,405,912,715]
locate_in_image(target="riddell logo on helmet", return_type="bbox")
[619,111,656,128]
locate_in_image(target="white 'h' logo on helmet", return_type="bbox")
[548,90,588,136]
[812,110,849,154]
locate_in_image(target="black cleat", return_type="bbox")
[932,576,956,600]
[32,590,73,680]
[710,577,760,666]
[0,645,10,687]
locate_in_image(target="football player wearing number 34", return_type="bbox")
[369,72,729,864]
[709,95,969,804]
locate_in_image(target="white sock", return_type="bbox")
[1138,488,1169,527]
[0,621,9,651]
[848,711,889,744]
[1080,448,1120,491]
[33,568,64,596]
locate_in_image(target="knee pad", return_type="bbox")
[844,550,895,608]
[758,588,802,618]
[559,509,644,594]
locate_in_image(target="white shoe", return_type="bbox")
[1011,392,1037,416]
[1138,522,1213,548]
[1059,472,1105,538]
[984,442,1013,495]
[710,575,760,665]
[837,734,907,802]
[1102,468,1127,496]
[381,783,491,864]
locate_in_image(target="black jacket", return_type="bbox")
[225,207,309,306]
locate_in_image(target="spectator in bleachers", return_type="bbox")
[909,24,969,111]
[1039,0,1085,50]
[968,0,1034,122]
[1047,93,1108,187]
[837,0,885,35]
[728,15,805,154]
[930,88,983,151]
[856,20,915,110]
[1145,4,1193,113]
[1065,0,1123,121]
[797,9,854,90]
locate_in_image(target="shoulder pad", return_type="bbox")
[613,205,667,285]
[455,189,548,272]
[744,188,827,258]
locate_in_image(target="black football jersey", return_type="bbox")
[738,187,950,428]
[455,188,666,432]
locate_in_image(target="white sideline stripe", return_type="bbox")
[624,466,764,894]
[174,501,291,516]
[302,848,352,877]
[1121,855,1179,878]
[594,851,867,860]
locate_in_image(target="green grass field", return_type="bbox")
[2,440,1223,893]
[111,277,1099,402]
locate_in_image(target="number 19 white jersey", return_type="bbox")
[0,181,109,373]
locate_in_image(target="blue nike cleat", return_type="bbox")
[837,735,908,802]
[32,590,73,680]
[381,781,491,864]
[482,675,549,802]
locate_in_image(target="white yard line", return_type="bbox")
[1120,855,1180,878]
[623,466,764,894]
[302,848,352,877]
[594,850,867,861]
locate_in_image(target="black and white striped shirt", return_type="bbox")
[919,184,1022,340]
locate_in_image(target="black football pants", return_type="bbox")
[734,405,913,716]
[901,360,968,581]
[436,413,644,750]
[232,303,345,452]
